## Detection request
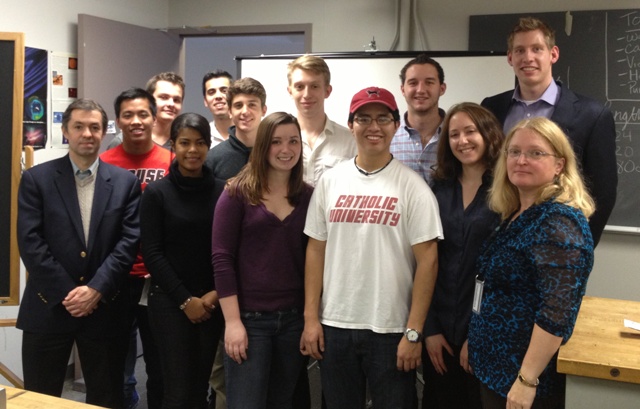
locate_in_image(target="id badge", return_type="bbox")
[472,275,484,314]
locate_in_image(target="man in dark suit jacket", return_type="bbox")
[17,99,141,408]
[481,17,617,246]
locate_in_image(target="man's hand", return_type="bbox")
[300,318,325,360]
[396,336,421,372]
[62,286,102,317]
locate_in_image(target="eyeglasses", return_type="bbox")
[353,116,395,126]
[505,148,557,161]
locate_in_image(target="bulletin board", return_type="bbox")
[0,32,25,305]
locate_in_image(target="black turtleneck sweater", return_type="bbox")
[141,161,225,306]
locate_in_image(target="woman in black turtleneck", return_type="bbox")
[141,113,224,409]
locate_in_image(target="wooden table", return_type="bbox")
[2,385,104,408]
[557,296,640,408]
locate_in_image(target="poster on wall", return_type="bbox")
[23,47,48,149]
[50,52,78,148]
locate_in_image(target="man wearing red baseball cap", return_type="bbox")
[301,87,443,408]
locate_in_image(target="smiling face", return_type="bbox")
[507,128,565,194]
[116,98,155,146]
[267,123,302,173]
[288,68,332,118]
[204,76,231,120]
[348,103,399,160]
[508,29,559,93]
[172,127,209,177]
[153,80,183,124]
[230,93,267,137]
[448,112,487,168]
[63,109,104,162]
[401,63,446,114]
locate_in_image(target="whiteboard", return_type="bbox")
[239,53,515,127]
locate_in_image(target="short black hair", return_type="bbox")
[114,88,157,118]
[170,112,212,149]
[202,70,233,97]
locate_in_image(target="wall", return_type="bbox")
[2,0,639,387]
[0,0,169,386]
[0,0,168,52]
[168,0,640,52]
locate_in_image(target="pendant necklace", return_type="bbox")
[354,154,394,176]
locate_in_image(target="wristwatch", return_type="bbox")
[404,328,422,343]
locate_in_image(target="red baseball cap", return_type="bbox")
[349,87,398,114]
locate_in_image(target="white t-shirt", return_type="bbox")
[304,159,443,333]
[302,118,357,186]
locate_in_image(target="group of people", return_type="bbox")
[16,16,615,409]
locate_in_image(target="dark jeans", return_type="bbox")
[23,330,126,408]
[149,287,223,409]
[422,342,481,409]
[479,382,565,409]
[224,309,306,409]
[125,276,163,409]
[320,325,416,409]
[292,357,311,409]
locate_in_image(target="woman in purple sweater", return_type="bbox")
[212,112,313,409]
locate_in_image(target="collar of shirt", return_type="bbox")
[504,82,559,132]
[400,109,444,145]
[512,81,559,106]
[70,156,100,178]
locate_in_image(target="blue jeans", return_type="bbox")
[224,309,306,409]
[320,325,416,409]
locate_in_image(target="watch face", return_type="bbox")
[406,330,419,342]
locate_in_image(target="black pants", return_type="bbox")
[23,329,127,408]
[149,287,223,409]
[126,276,164,409]
[422,342,481,409]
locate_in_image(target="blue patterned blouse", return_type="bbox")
[468,200,594,398]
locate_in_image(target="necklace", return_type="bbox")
[354,154,394,176]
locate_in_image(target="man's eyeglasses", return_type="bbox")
[505,148,557,161]
[353,116,395,126]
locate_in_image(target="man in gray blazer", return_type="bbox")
[17,99,141,408]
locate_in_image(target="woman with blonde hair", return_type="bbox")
[468,117,594,409]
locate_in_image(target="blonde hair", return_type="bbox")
[489,117,595,220]
[507,17,556,51]
[287,55,331,86]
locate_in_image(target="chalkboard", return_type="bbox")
[470,9,640,233]
[0,33,24,305]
